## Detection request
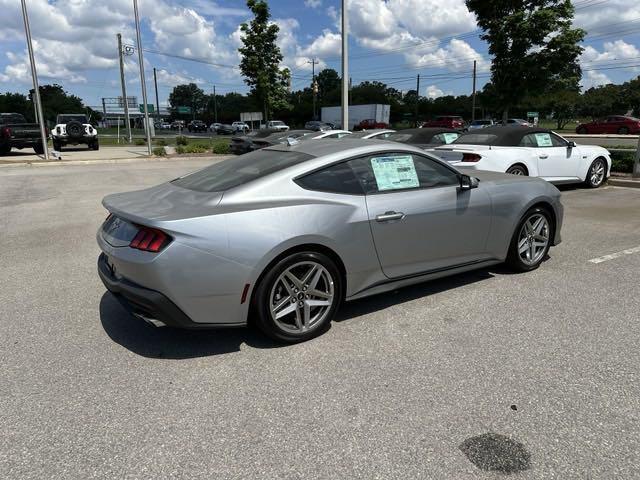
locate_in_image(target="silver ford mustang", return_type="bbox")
[97,139,563,343]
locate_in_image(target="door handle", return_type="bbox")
[376,211,405,222]
[539,154,549,159]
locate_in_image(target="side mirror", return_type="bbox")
[459,174,479,191]
[567,141,577,148]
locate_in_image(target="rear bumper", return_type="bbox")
[98,253,241,329]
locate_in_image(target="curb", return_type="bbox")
[0,154,231,169]
[609,178,640,189]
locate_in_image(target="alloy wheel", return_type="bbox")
[590,160,605,187]
[517,214,550,266]
[269,261,335,334]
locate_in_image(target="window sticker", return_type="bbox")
[534,133,553,147]
[442,133,459,144]
[370,155,419,191]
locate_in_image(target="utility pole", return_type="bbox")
[634,136,640,178]
[21,0,48,160]
[341,0,349,130]
[415,74,420,127]
[213,85,218,123]
[153,67,160,121]
[472,60,477,122]
[133,0,152,155]
[308,58,319,120]
[117,33,132,142]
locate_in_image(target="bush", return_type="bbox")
[134,138,146,146]
[182,143,209,154]
[152,147,166,156]
[176,135,188,146]
[212,141,230,154]
[155,138,166,147]
[610,151,635,173]
[175,145,186,154]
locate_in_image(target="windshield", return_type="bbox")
[171,149,315,192]
[0,114,27,124]
[58,115,87,124]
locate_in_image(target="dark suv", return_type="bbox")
[187,120,208,133]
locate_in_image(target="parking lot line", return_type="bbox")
[589,245,640,264]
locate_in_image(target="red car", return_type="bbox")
[423,115,465,129]
[576,116,640,135]
[353,118,389,131]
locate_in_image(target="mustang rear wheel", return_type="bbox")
[506,207,553,272]
[254,252,342,343]
[506,164,528,176]
[585,158,606,188]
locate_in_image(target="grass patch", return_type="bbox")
[134,138,146,146]
[176,135,188,146]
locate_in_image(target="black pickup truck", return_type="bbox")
[0,113,43,155]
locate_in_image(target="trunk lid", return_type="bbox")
[102,182,223,224]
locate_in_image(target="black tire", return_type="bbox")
[585,158,607,188]
[0,144,10,156]
[253,251,342,343]
[33,143,44,154]
[90,139,99,151]
[577,126,587,135]
[52,140,62,151]
[506,164,528,176]
[506,206,554,272]
[618,127,629,135]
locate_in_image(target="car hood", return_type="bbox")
[102,182,223,224]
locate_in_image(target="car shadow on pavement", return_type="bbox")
[99,293,280,359]
[335,268,495,322]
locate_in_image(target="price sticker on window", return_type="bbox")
[442,133,459,144]
[534,133,553,147]
[370,155,419,191]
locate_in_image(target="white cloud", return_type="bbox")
[425,85,444,98]
[304,0,322,8]
[405,39,489,72]
[581,70,612,89]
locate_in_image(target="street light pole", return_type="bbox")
[133,0,152,155]
[20,0,49,160]
[341,0,349,130]
[308,58,319,120]
[117,33,132,143]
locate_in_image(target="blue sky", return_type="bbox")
[1,0,640,110]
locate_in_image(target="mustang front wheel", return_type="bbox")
[254,252,342,343]
[506,207,553,272]
[585,158,606,188]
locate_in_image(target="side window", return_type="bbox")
[296,161,364,195]
[432,132,460,144]
[520,134,538,147]
[362,153,459,193]
[549,133,567,147]
[521,133,557,148]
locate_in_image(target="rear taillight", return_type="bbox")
[462,153,482,162]
[129,226,172,253]
[1,126,11,138]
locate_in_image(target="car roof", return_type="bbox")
[264,137,424,158]
[454,125,552,146]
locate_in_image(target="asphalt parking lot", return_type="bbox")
[1,159,639,479]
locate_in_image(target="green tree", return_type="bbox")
[466,0,585,120]
[579,84,626,119]
[238,0,291,121]
[168,83,206,119]
[315,68,341,106]
[543,90,581,129]
[0,92,31,120]
[28,84,85,124]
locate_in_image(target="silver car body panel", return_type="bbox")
[98,139,563,327]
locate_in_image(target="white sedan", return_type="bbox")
[432,126,611,188]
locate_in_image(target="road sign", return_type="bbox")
[527,112,539,117]
[177,106,191,114]
[139,104,154,113]
[240,111,263,122]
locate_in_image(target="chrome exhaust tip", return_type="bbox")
[134,313,166,328]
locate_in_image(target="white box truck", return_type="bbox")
[321,104,390,130]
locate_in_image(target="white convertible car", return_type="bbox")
[432,126,611,188]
